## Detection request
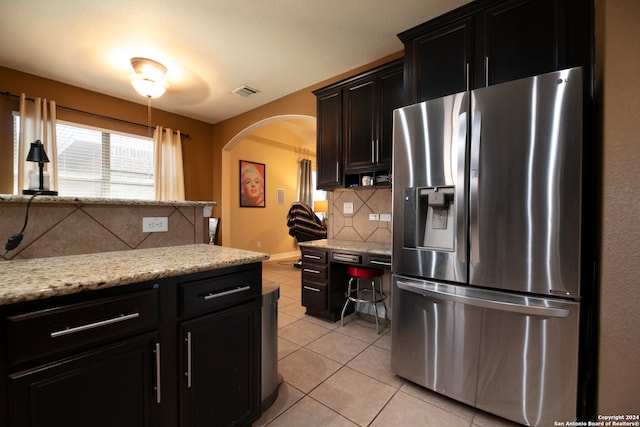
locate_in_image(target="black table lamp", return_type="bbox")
[23,140,57,195]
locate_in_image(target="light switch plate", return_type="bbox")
[380,214,391,222]
[343,202,353,214]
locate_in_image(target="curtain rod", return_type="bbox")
[1,91,190,138]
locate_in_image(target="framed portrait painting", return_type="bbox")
[239,160,265,207]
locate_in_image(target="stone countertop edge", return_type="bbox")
[0,244,269,306]
[0,194,217,207]
[297,239,391,256]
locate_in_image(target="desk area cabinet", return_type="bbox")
[299,240,391,322]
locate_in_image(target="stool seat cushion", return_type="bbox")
[347,266,384,278]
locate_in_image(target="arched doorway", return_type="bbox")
[220,114,316,256]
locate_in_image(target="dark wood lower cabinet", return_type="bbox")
[0,263,263,427]
[179,302,260,427]
[8,332,158,427]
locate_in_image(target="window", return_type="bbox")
[14,117,154,199]
[312,171,326,205]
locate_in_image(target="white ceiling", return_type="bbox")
[0,0,472,125]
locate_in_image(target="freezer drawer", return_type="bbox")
[391,275,580,426]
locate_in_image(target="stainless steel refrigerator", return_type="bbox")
[391,67,583,426]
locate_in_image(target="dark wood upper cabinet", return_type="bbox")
[400,0,592,103]
[404,17,474,103]
[478,0,560,87]
[344,76,377,172]
[314,59,402,189]
[343,60,403,174]
[315,89,343,189]
[378,65,404,168]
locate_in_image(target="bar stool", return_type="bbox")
[340,266,387,334]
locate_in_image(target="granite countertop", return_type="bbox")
[0,194,217,207]
[297,239,391,256]
[0,244,269,305]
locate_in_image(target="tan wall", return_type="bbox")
[228,135,308,254]
[0,66,215,202]
[596,0,640,414]
[210,51,403,220]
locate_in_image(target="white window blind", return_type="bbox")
[14,117,155,200]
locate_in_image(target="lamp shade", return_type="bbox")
[26,140,50,163]
[313,200,328,213]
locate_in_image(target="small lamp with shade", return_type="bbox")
[23,139,57,196]
[313,200,328,226]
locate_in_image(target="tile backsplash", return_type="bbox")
[1,199,208,260]
[327,187,392,243]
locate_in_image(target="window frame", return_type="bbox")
[13,115,155,200]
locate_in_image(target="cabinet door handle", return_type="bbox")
[185,331,192,388]
[303,268,321,274]
[303,254,321,260]
[203,285,251,300]
[303,286,321,292]
[466,62,470,91]
[376,140,380,163]
[335,162,340,183]
[154,342,162,404]
[50,312,140,338]
[371,140,375,163]
[485,57,489,87]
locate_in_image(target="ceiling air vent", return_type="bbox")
[232,85,260,97]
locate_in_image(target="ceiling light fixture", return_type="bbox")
[130,57,167,98]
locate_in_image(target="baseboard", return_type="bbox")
[267,251,300,261]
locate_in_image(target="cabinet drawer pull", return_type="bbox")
[203,285,251,300]
[303,268,321,274]
[50,312,140,338]
[370,260,391,266]
[303,286,321,293]
[154,342,162,404]
[303,254,321,260]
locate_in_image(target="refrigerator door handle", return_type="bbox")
[470,110,482,264]
[396,280,570,318]
[457,111,468,264]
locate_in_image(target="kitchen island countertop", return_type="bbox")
[0,244,269,305]
[297,239,391,256]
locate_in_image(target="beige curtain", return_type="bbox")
[297,158,312,207]
[18,94,58,193]
[154,126,185,201]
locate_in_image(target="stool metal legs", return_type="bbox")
[340,275,387,334]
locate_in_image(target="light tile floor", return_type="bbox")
[255,258,521,427]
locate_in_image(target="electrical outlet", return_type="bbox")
[143,217,168,232]
[257,241,262,248]
[380,214,391,222]
[343,202,354,214]
[369,213,379,221]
